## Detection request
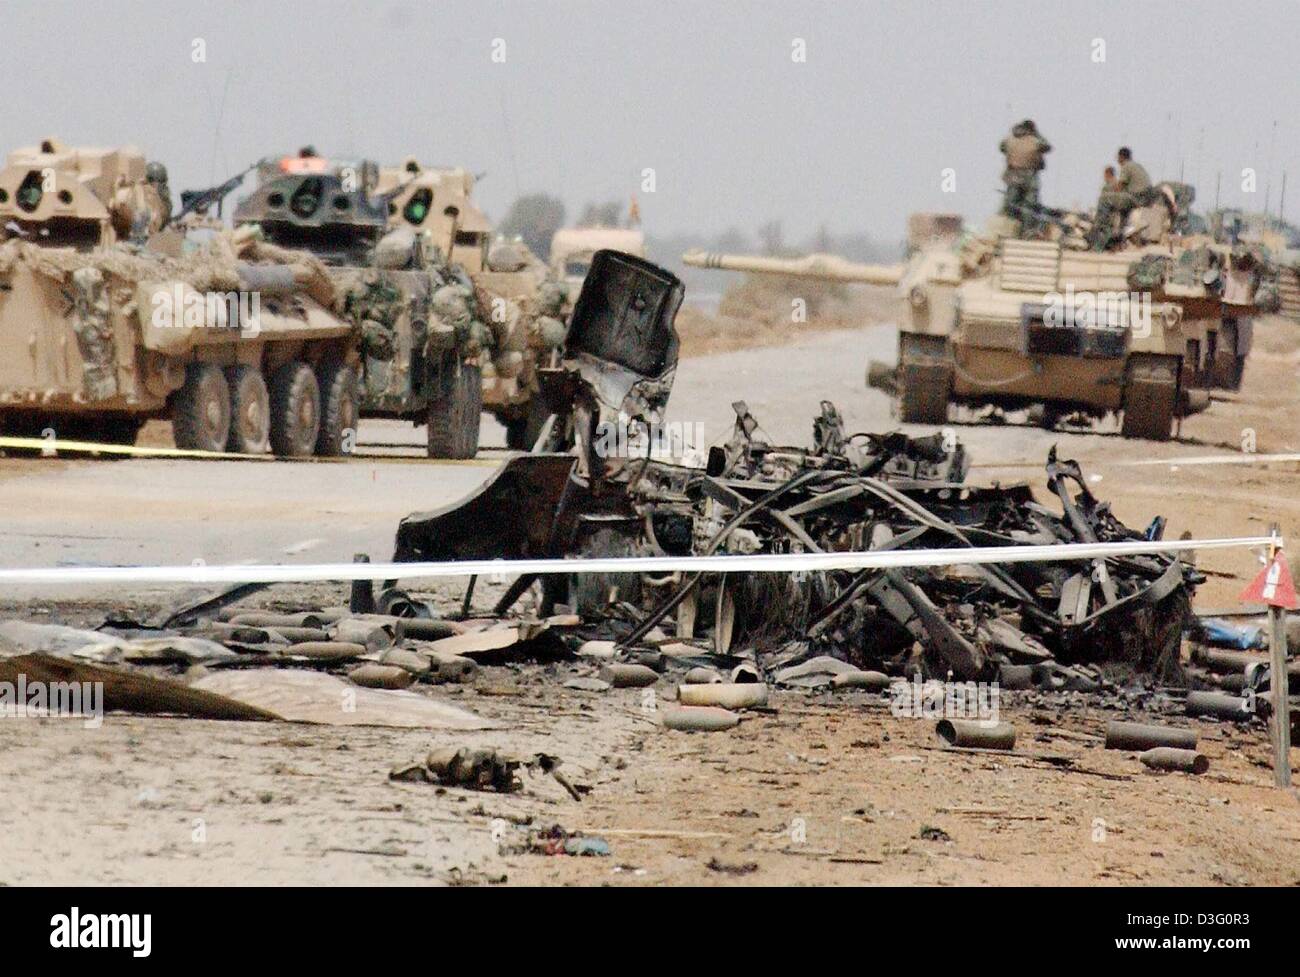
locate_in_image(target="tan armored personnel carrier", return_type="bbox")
[379,158,568,449]
[0,140,362,454]
[0,139,170,249]
[687,194,1291,440]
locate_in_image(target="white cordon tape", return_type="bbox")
[0,535,1278,587]
[973,452,1300,470]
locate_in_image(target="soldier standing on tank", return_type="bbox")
[1090,146,1152,250]
[999,120,1051,229]
[144,161,172,226]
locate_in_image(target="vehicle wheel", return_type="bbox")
[268,361,321,457]
[316,360,359,456]
[173,363,232,452]
[426,360,482,459]
[504,416,527,451]
[1121,355,1178,441]
[503,396,551,452]
[225,365,270,454]
[897,335,951,425]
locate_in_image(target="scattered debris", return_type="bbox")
[706,856,759,876]
[678,682,769,709]
[936,719,1016,751]
[1104,721,1197,751]
[398,398,1199,690]
[499,824,611,857]
[1140,748,1210,774]
[917,825,952,842]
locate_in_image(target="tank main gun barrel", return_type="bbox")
[682,249,904,286]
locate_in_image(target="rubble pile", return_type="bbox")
[398,400,1200,689]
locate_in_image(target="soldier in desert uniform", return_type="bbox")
[999,120,1051,228]
[1090,146,1152,250]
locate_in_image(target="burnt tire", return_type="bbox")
[316,360,359,457]
[225,365,270,454]
[897,336,952,425]
[426,361,481,459]
[173,363,232,453]
[268,361,321,457]
[1121,356,1178,441]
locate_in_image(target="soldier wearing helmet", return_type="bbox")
[999,119,1051,227]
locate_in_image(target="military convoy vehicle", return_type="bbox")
[232,153,492,458]
[686,192,1294,440]
[0,139,170,250]
[378,159,569,450]
[0,141,358,453]
[549,225,646,307]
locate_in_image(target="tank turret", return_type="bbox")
[232,153,387,266]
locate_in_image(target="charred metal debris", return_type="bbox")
[397,399,1200,687]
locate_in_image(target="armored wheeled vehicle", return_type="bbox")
[0,139,170,249]
[233,153,491,458]
[0,141,357,453]
[378,159,569,450]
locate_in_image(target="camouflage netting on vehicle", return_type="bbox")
[345,276,404,360]
[69,267,116,401]
[0,231,343,311]
[1128,253,1172,291]
[0,238,242,295]
[239,239,340,309]
[1168,245,1220,291]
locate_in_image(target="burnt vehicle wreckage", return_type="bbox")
[395,250,1200,687]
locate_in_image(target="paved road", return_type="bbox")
[0,323,1226,602]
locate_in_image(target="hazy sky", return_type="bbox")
[4,0,1296,241]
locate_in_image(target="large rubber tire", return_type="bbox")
[503,396,550,452]
[316,360,360,457]
[897,335,952,425]
[173,363,232,452]
[1121,356,1178,441]
[225,365,270,454]
[268,362,322,457]
[426,361,482,459]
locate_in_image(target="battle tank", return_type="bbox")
[232,153,492,458]
[0,141,358,453]
[686,193,1292,440]
[378,158,569,450]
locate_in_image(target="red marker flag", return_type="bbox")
[1240,550,1299,609]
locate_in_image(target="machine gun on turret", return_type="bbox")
[169,160,263,228]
